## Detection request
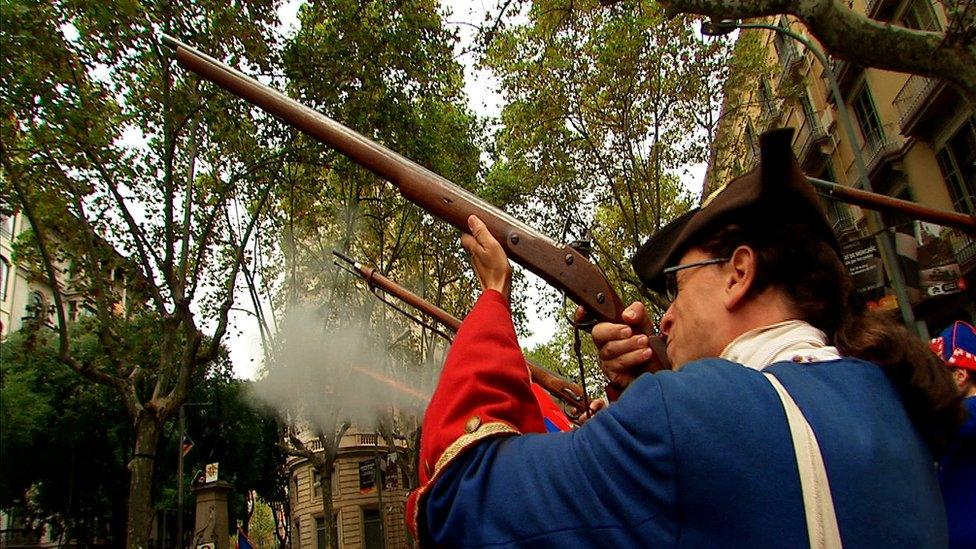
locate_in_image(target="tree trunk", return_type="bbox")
[318,462,339,549]
[126,411,162,549]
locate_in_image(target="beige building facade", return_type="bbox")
[0,211,132,339]
[288,429,410,549]
[0,212,56,337]
[706,0,975,331]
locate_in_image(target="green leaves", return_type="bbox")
[272,0,486,324]
[483,0,731,311]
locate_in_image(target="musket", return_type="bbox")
[808,177,976,233]
[332,250,590,417]
[160,36,672,373]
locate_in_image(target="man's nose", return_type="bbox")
[658,304,675,337]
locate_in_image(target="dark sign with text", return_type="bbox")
[842,240,884,296]
[359,459,376,493]
[359,456,399,493]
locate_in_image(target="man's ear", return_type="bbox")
[723,245,757,310]
[952,368,967,389]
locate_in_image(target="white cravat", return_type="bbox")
[720,319,842,371]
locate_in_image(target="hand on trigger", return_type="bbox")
[579,301,656,392]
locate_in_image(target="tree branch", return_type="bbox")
[602,0,976,103]
[1,139,117,389]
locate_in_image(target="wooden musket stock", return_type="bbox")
[161,35,671,376]
[333,251,589,416]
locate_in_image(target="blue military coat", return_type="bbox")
[409,292,947,547]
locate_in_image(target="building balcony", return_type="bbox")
[824,59,861,102]
[844,122,906,185]
[791,116,831,169]
[894,74,936,126]
[759,99,785,131]
[892,74,954,137]
[830,214,861,242]
[776,45,805,88]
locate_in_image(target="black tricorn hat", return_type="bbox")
[632,128,839,293]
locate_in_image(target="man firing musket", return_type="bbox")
[408,131,962,546]
[161,37,965,547]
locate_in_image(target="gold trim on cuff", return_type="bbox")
[410,421,521,541]
[433,421,520,478]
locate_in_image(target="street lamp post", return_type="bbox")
[178,402,211,549]
[702,18,922,336]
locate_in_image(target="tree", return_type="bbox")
[153,377,288,546]
[249,2,492,545]
[599,0,976,104]
[0,316,285,547]
[0,326,129,544]
[0,1,285,546]
[481,0,729,320]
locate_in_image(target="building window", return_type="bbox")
[744,121,758,167]
[0,214,13,237]
[758,78,776,123]
[801,93,819,132]
[937,116,976,215]
[902,0,941,31]
[772,17,798,70]
[0,256,9,301]
[313,470,322,499]
[362,508,383,549]
[817,160,854,232]
[27,291,49,324]
[315,517,325,549]
[315,514,339,549]
[851,84,884,148]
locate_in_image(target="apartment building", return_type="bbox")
[705,0,975,332]
[288,429,410,549]
[0,212,54,337]
[0,211,133,339]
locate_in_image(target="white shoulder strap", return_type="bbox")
[763,372,843,549]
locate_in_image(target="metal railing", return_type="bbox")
[948,228,976,271]
[830,213,859,236]
[360,433,378,446]
[792,114,829,164]
[759,98,785,130]
[893,74,938,128]
[776,43,803,87]
[844,122,905,184]
[866,0,898,19]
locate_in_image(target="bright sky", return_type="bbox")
[227,0,707,379]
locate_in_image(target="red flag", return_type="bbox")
[181,435,194,457]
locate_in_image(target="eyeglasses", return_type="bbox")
[662,257,730,302]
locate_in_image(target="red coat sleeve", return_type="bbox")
[406,289,547,539]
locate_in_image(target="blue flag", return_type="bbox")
[236,528,254,549]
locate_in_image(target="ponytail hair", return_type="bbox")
[696,221,964,454]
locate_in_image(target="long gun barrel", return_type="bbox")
[333,251,589,416]
[160,35,671,374]
[808,177,976,233]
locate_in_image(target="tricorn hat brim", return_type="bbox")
[632,128,839,293]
